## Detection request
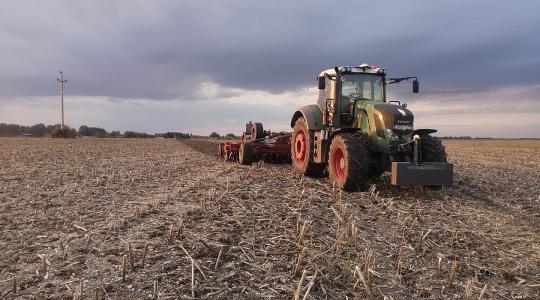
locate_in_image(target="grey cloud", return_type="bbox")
[0,0,539,101]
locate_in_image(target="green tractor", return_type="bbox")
[290,64,453,191]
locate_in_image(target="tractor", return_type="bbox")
[290,64,453,190]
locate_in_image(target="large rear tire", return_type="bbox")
[239,143,254,165]
[291,117,324,177]
[328,132,370,191]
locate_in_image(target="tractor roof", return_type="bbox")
[318,64,386,78]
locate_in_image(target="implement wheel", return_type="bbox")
[251,122,264,140]
[218,144,224,158]
[328,132,370,191]
[239,143,254,165]
[291,117,324,176]
[223,148,230,161]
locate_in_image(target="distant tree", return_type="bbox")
[176,132,191,139]
[30,123,47,137]
[0,123,19,136]
[79,125,108,137]
[124,131,138,138]
[7,124,21,136]
[123,131,154,138]
[110,131,122,138]
[50,125,78,138]
[79,125,89,136]
[156,131,191,139]
[209,132,220,138]
[225,133,237,140]
[0,123,47,137]
[94,131,108,138]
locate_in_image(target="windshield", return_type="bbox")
[341,74,384,101]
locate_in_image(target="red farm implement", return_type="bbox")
[217,122,291,164]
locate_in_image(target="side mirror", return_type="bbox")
[402,103,407,108]
[318,77,325,89]
[413,80,419,93]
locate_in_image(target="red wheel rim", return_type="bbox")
[333,148,345,179]
[294,130,306,162]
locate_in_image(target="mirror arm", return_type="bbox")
[386,76,417,84]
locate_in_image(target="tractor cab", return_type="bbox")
[316,64,388,128]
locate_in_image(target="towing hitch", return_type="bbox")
[391,134,453,186]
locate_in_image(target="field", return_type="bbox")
[0,138,539,299]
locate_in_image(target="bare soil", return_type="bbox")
[0,138,538,299]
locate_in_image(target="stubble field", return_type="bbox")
[0,138,539,299]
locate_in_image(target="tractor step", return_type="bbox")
[391,162,453,186]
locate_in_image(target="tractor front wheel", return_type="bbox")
[420,135,448,189]
[291,117,324,176]
[328,132,370,191]
[421,136,448,162]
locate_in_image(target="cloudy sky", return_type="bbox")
[1,0,539,137]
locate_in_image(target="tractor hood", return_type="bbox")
[374,103,414,131]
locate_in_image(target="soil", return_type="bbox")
[0,138,538,299]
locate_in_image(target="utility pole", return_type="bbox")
[57,71,68,129]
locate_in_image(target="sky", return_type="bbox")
[1,0,539,137]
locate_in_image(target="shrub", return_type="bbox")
[49,126,78,138]
[225,133,238,140]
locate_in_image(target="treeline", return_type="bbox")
[437,136,473,139]
[0,123,192,139]
[1,123,46,137]
[209,132,239,139]
[0,123,73,137]
[1,122,243,140]
[155,132,192,139]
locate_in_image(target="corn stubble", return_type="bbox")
[0,138,538,299]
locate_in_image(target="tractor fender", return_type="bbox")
[290,105,323,131]
[412,129,437,136]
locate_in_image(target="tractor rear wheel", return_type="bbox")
[328,132,370,191]
[239,143,254,165]
[291,117,324,176]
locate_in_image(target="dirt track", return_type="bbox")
[0,138,539,299]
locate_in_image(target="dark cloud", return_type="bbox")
[0,0,539,100]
